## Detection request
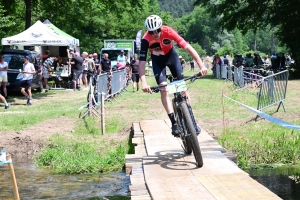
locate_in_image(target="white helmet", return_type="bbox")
[179,55,182,59]
[144,15,162,31]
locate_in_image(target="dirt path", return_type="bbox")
[0,116,75,162]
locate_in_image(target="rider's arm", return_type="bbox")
[184,44,207,75]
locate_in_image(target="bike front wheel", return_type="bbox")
[173,100,192,154]
[181,102,203,167]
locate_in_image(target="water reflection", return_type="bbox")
[247,167,300,200]
[0,162,130,199]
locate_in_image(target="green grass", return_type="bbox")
[2,68,300,173]
[35,134,131,174]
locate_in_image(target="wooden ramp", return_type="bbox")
[127,120,281,200]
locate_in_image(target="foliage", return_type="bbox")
[0,0,162,54]
[157,0,194,18]
[194,0,300,67]
[176,42,206,61]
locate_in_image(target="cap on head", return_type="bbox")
[121,50,124,53]
[144,15,163,31]
[179,55,182,59]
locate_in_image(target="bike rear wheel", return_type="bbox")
[173,100,192,154]
[181,102,203,167]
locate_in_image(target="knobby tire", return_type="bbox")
[173,100,192,154]
[181,102,203,167]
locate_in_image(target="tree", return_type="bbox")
[194,0,300,65]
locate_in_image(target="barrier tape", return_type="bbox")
[223,94,300,130]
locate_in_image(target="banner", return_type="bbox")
[135,30,142,51]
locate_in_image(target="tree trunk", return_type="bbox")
[271,33,275,54]
[254,34,257,51]
[25,0,31,30]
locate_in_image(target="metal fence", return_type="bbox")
[97,74,108,99]
[257,70,289,112]
[96,69,129,100]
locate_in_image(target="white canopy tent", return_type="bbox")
[1,20,78,47]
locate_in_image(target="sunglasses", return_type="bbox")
[149,28,161,35]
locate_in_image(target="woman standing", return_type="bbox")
[0,55,8,98]
[130,54,140,92]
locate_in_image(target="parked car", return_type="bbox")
[0,49,43,92]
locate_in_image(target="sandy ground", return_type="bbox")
[0,116,75,162]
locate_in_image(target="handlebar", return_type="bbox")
[150,73,200,93]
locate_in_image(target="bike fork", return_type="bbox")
[186,104,201,134]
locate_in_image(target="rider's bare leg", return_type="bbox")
[159,82,173,114]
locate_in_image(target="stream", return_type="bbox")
[247,167,300,200]
[0,162,130,199]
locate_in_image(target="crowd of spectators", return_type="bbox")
[212,53,293,72]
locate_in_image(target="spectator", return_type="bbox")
[93,53,100,74]
[264,54,270,66]
[42,50,50,62]
[67,50,84,91]
[148,59,153,76]
[0,93,9,109]
[245,53,254,68]
[20,56,35,106]
[190,59,195,71]
[130,54,140,92]
[286,54,291,66]
[276,53,281,70]
[87,54,96,84]
[253,52,263,67]
[100,53,112,74]
[280,53,286,70]
[43,55,58,89]
[53,56,63,71]
[232,55,239,66]
[0,55,9,99]
[117,50,126,68]
[179,55,186,70]
[215,54,223,66]
[82,52,89,88]
[223,55,229,66]
[271,54,277,71]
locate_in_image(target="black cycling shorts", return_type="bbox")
[151,47,183,84]
[131,73,140,82]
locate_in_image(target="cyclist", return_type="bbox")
[179,55,186,70]
[138,15,207,136]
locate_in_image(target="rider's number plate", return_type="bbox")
[167,80,187,93]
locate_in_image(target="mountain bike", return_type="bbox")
[78,72,101,119]
[150,73,203,167]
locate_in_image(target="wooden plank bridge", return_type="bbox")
[126,119,281,200]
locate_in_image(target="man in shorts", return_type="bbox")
[43,55,58,89]
[130,54,140,92]
[0,55,9,98]
[67,50,84,90]
[21,56,36,106]
[138,15,207,136]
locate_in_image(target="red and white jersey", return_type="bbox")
[139,26,188,61]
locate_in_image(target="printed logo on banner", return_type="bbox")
[107,42,117,48]
[6,40,26,44]
[30,32,43,38]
